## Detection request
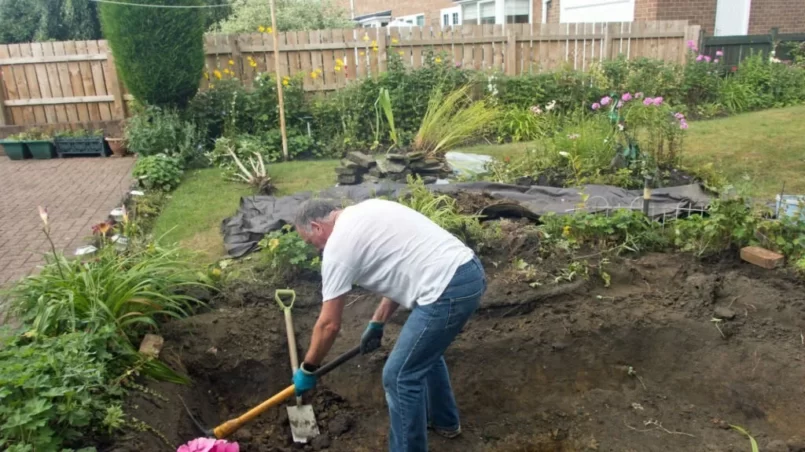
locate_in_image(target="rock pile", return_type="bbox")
[335,151,451,185]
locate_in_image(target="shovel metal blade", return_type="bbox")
[287,404,320,443]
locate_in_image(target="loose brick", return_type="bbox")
[139,334,164,358]
[740,246,784,269]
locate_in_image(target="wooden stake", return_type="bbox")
[269,0,289,161]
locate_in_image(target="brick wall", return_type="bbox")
[656,0,717,34]
[546,0,560,22]
[634,0,659,21]
[748,0,805,34]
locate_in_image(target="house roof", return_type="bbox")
[354,10,393,22]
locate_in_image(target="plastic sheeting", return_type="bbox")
[221,182,711,257]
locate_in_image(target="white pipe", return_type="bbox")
[542,0,548,23]
[350,0,355,19]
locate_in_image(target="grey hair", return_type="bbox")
[294,198,340,232]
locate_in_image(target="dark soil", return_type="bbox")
[112,245,805,452]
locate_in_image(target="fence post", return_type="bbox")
[105,52,128,120]
[228,34,243,80]
[0,67,8,125]
[506,29,517,76]
[377,30,387,73]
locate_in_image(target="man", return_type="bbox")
[291,198,486,452]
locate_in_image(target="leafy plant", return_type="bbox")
[0,327,122,452]
[125,106,204,163]
[375,88,399,149]
[398,175,483,245]
[258,225,320,282]
[495,107,550,143]
[729,425,759,452]
[413,85,499,157]
[8,128,51,141]
[11,240,210,345]
[132,154,184,191]
[215,0,353,33]
[100,0,205,107]
[718,77,751,114]
[54,129,104,138]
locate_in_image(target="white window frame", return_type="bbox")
[457,0,533,25]
[396,13,425,26]
[441,6,462,26]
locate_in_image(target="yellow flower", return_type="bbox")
[398,50,404,55]
[315,68,322,74]
[209,83,215,88]
[267,27,273,34]
[562,225,572,237]
[310,71,318,79]
[203,72,209,79]
[250,61,258,68]
[211,268,222,277]
[391,38,399,44]
[223,68,230,75]
[370,40,377,47]
[258,26,265,33]
[360,51,365,56]
[372,47,378,52]
[435,57,442,63]
[282,78,290,86]
[213,69,222,79]
[335,66,342,72]
[362,34,370,42]
[335,58,344,66]
[269,238,280,251]
[228,59,234,66]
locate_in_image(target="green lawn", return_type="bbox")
[153,106,805,260]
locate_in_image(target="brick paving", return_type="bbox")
[0,156,135,286]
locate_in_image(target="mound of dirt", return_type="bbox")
[112,251,805,452]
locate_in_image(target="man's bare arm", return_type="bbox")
[304,296,346,366]
[371,297,399,323]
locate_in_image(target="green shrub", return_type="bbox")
[495,107,553,143]
[216,0,352,33]
[398,175,483,245]
[11,242,209,345]
[0,327,124,452]
[258,225,320,282]
[125,106,204,163]
[132,154,184,191]
[540,209,667,253]
[100,0,205,107]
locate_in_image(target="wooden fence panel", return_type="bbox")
[0,21,697,128]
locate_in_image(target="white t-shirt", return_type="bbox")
[320,199,474,309]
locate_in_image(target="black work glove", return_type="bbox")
[360,321,384,354]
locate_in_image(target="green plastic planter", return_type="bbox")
[26,140,57,159]
[0,140,31,160]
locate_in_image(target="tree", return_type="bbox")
[0,0,102,43]
[100,0,205,107]
[215,0,353,33]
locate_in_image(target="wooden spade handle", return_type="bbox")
[212,345,361,439]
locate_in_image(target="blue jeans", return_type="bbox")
[382,255,486,452]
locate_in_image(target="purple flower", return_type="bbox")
[680,120,689,130]
[591,102,601,110]
[635,92,644,99]
[621,92,633,102]
[617,100,624,108]
[653,97,663,106]
[687,40,698,52]
[696,54,704,62]
[643,97,653,106]
[674,112,685,120]
[704,55,712,63]
[714,58,720,63]
[600,96,612,106]
[716,50,724,57]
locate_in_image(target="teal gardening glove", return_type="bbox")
[292,362,318,397]
[360,321,384,354]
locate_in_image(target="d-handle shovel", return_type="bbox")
[275,289,321,443]
[181,344,361,440]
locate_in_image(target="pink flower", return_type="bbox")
[674,112,685,120]
[652,97,663,106]
[621,92,633,102]
[686,40,698,52]
[177,438,239,452]
[635,92,644,99]
[591,102,601,110]
[643,97,653,106]
[704,55,712,63]
[696,54,704,62]
[680,121,689,130]
[714,58,719,63]
[600,96,612,106]
[716,50,724,57]
[617,100,624,108]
